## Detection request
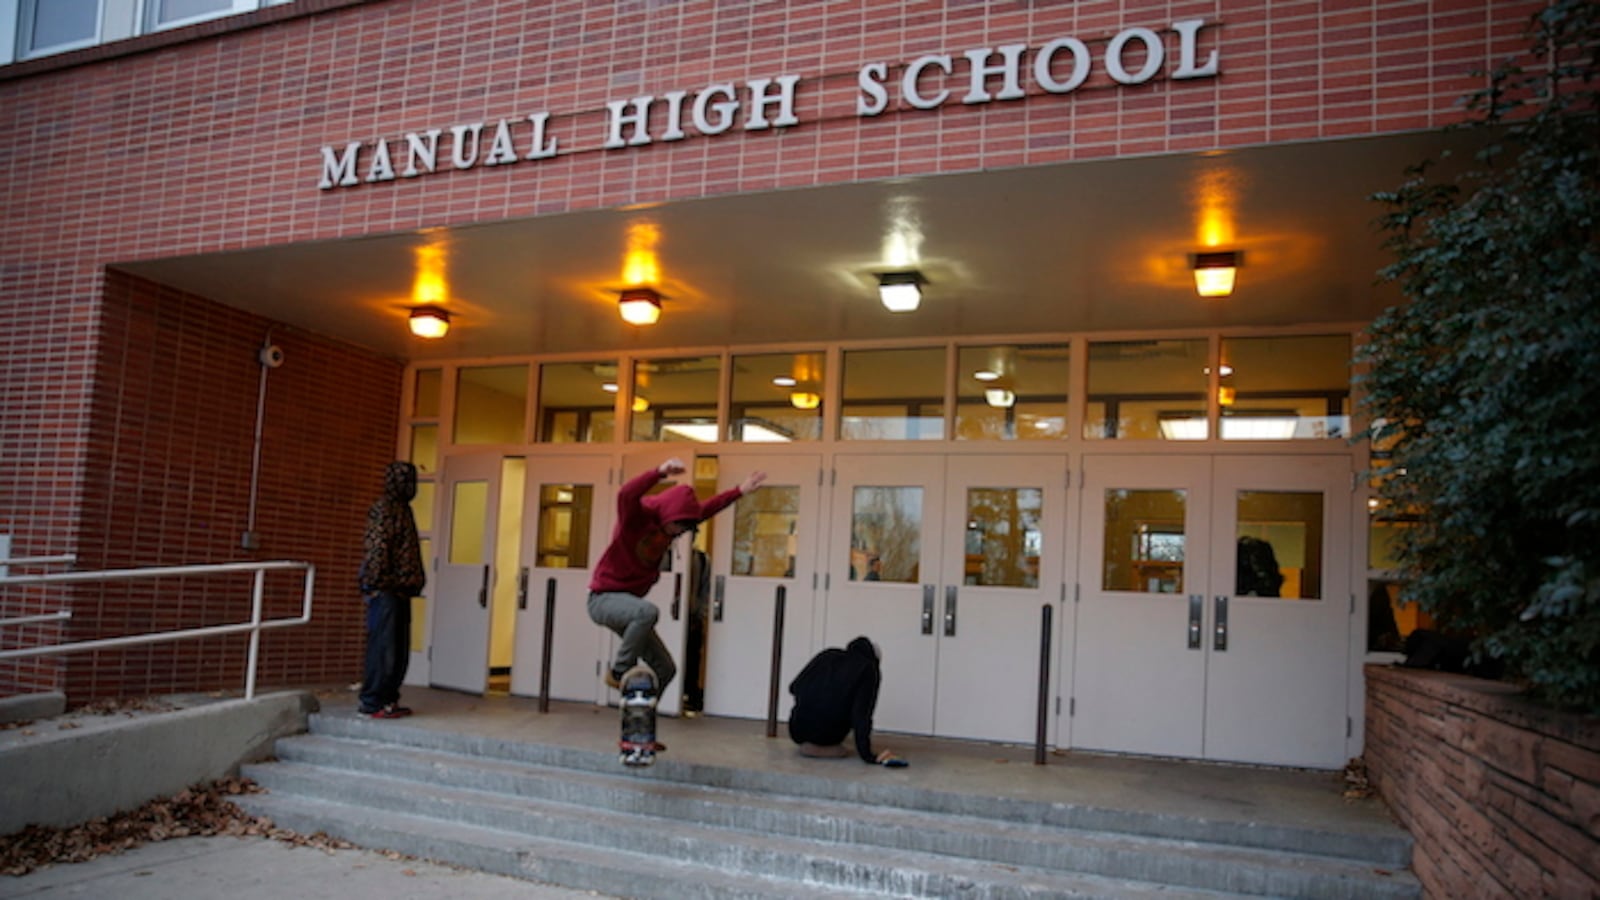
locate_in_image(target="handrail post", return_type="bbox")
[765,585,787,738]
[1035,603,1053,765]
[245,568,266,700]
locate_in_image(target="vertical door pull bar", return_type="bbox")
[1213,595,1229,651]
[671,573,682,621]
[766,585,787,738]
[944,585,959,637]
[539,578,557,713]
[478,565,490,609]
[712,574,726,622]
[921,585,935,635]
[517,567,530,611]
[1187,594,1202,649]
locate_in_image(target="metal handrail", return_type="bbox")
[0,560,316,700]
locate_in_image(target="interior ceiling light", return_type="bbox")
[772,376,797,387]
[631,396,650,412]
[409,306,451,339]
[984,388,1016,409]
[973,370,1001,382]
[1191,250,1241,298]
[877,271,925,313]
[789,391,821,410]
[618,287,663,326]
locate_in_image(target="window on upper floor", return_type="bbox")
[10,0,292,63]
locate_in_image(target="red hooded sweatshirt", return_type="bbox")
[588,468,742,597]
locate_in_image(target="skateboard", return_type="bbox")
[618,662,659,767]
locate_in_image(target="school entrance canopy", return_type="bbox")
[115,131,1457,362]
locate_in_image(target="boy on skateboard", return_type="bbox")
[588,457,766,757]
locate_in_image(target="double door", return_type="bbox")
[1072,454,1353,768]
[429,454,614,705]
[822,454,1066,743]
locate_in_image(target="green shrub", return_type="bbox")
[1361,0,1600,712]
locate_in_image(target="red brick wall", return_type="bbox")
[0,1,1548,698]
[1365,665,1600,899]
[0,271,402,702]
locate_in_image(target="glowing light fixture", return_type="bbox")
[618,287,663,325]
[631,396,651,412]
[1191,251,1241,298]
[973,370,1000,382]
[877,271,925,313]
[409,306,451,339]
[984,388,1016,409]
[789,391,821,410]
[771,376,797,387]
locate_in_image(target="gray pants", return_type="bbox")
[587,590,677,692]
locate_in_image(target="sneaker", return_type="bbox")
[363,705,407,719]
[604,667,626,689]
[651,741,667,752]
[384,704,413,717]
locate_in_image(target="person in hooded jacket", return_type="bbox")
[787,636,907,766]
[588,457,765,703]
[358,461,426,718]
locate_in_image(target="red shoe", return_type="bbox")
[384,704,413,717]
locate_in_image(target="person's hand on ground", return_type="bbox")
[875,748,908,767]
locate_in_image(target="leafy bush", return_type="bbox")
[1361,0,1600,712]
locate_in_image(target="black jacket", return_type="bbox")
[787,637,881,763]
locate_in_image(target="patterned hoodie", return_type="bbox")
[361,461,426,597]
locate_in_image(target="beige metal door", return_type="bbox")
[703,454,824,720]
[513,455,614,704]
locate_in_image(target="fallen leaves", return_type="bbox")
[0,777,355,877]
[1342,757,1375,800]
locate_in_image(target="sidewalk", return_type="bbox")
[0,834,615,899]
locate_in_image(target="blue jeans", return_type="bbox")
[359,591,411,712]
[587,590,676,692]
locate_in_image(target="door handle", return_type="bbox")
[517,567,529,611]
[1213,595,1229,651]
[944,585,958,637]
[713,575,726,622]
[921,585,935,635]
[1187,594,1202,650]
[478,565,490,609]
[671,572,682,621]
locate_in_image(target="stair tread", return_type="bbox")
[245,749,1419,899]
[240,788,1248,900]
[245,717,1419,899]
[304,712,1413,865]
[270,731,1405,878]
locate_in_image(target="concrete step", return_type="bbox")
[257,733,1415,900]
[233,715,1420,899]
[306,712,1414,866]
[237,770,1240,900]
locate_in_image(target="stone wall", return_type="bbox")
[1365,665,1599,898]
